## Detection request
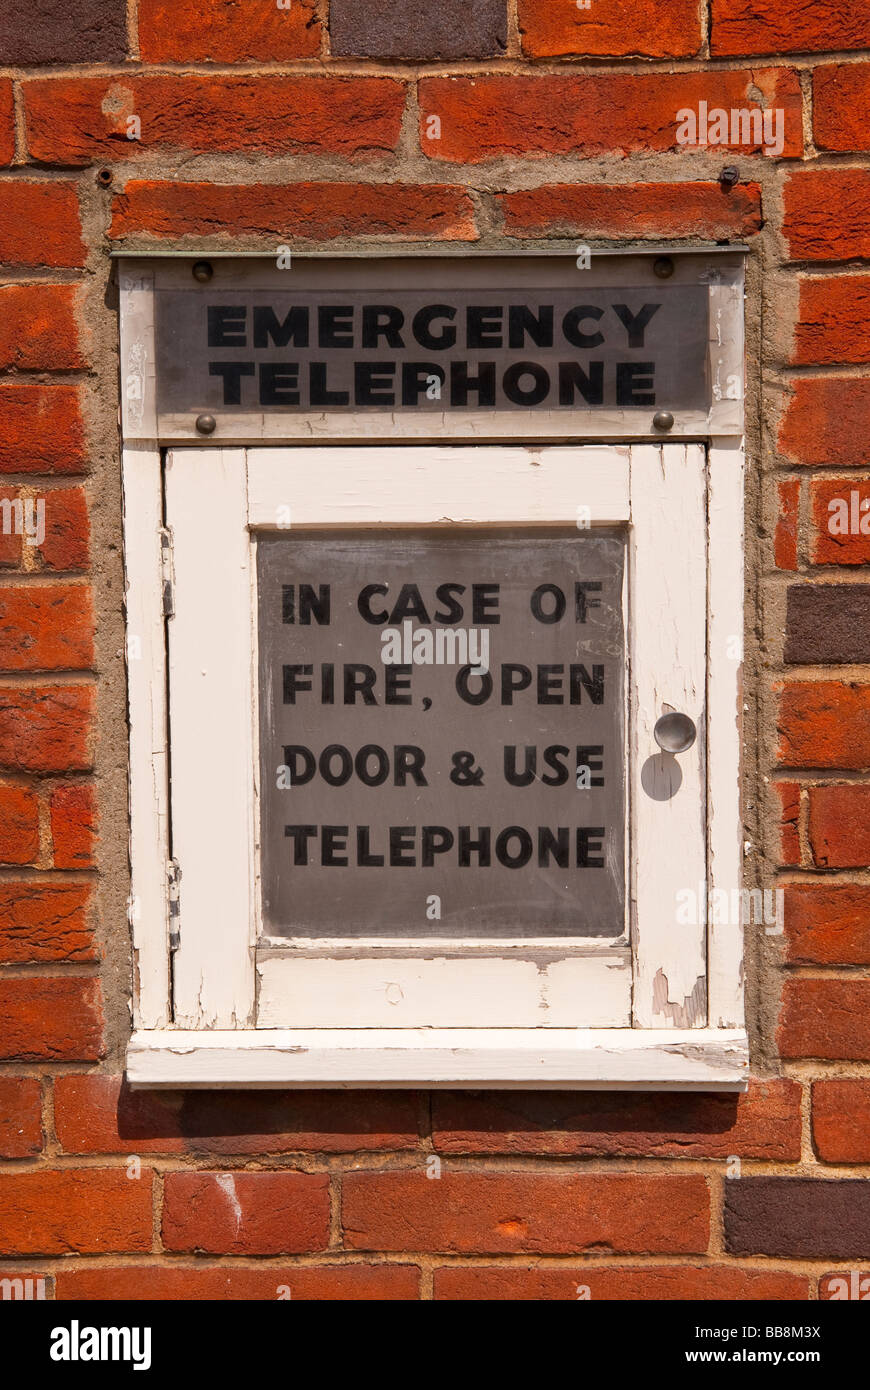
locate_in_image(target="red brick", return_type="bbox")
[772,781,801,865]
[499,181,762,241]
[779,979,870,1060]
[0,977,103,1060]
[815,64,870,152]
[139,0,321,62]
[0,1169,151,1256]
[0,586,93,671]
[814,1081,870,1163]
[0,883,95,963]
[179,1090,420,1155]
[712,0,870,56]
[774,479,800,570]
[812,477,870,565]
[780,380,870,468]
[55,1075,186,1154]
[0,385,87,475]
[0,82,12,165]
[419,70,802,163]
[50,784,97,869]
[0,785,38,865]
[0,686,93,773]
[56,1263,420,1300]
[0,1076,41,1157]
[342,1172,709,1254]
[163,1171,330,1254]
[785,883,870,965]
[434,1265,809,1300]
[34,488,89,572]
[807,784,870,866]
[792,276,870,367]
[777,682,870,770]
[23,76,405,166]
[518,0,702,58]
[54,1076,419,1155]
[432,1081,801,1159]
[110,181,476,243]
[784,170,870,262]
[0,183,86,269]
[0,286,84,372]
[0,490,22,568]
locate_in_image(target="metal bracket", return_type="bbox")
[159,526,175,619]
[167,858,181,951]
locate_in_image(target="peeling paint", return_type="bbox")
[652,968,706,1028]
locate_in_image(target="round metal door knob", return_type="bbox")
[654,711,697,754]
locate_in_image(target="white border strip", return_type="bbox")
[127,1027,748,1090]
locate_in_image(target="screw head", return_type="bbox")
[719,165,740,189]
[653,256,674,279]
[654,712,697,755]
[195,414,216,435]
[192,260,214,283]
[652,411,675,432]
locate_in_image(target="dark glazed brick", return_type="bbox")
[0,0,127,65]
[329,0,507,59]
[725,1179,870,1259]
[785,585,870,664]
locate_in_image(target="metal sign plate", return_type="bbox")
[119,251,745,441]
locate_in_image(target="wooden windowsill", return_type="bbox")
[126,1027,749,1091]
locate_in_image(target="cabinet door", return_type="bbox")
[165,443,708,1036]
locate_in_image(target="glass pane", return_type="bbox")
[257,530,626,939]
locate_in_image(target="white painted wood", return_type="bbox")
[122,444,170,1029]
[630,444,708,1028]
[246,443,633,1032]
[258,936,626,952]
[247,445,630,528]
[124,437,747,1083]
[159,408,738,445]
[707,437,745,1028]
[118,267,158,441]
[127,1027,749,1090]
[165,449,256,1028]
[257,954,631,1029]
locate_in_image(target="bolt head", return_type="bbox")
[652,411,675,432]
[654,712,697,754]
[192,261,214,283]
[195,414,217,435]
[653,256,674,279]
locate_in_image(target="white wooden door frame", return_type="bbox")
[123,442,746,1088]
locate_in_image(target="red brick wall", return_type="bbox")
[1,0,869,1301]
